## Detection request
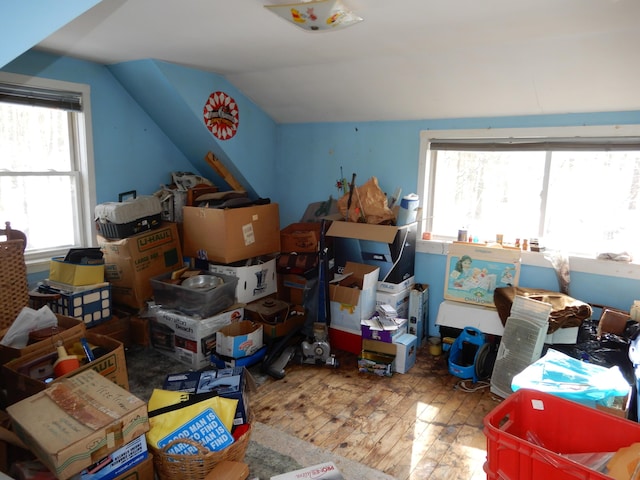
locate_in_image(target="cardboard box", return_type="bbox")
[0,314,86,366]
[408,284,429,347]
[8,444,153,480]
[98,222,183,310]
[49,257,105,286]
[162,366,253,427]
[271,462,344,480]
[277,273,311,305]
[377,275,415,294]
[40,281,112,327]
[6,369,149,480]
[376,288,411,319]
[216,321,263,359]
[329,262,379,332]
[208,255,277,304]
[444,242,521,308]
[2,332,129,405]
[326,220,416,288]
[360,337,414,374]
[358,339,395,377]
[129,315,150,347]
[361,317,408,343]
[394,333,418,374]
[258,308,306,341]
[280,222,321,253]
[149,306,243,369]
[89,313,132,347]
[205,460,249,480]
[182,203,280,264]
[114,454,153,480]
[79,434,147,480]
[211,344,267,369]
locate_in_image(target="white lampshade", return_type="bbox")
[265,0,363,32]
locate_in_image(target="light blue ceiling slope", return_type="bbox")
[1,0,102,69]
[108,59,279,200]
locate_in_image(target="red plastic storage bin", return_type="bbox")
[484,388,640,480]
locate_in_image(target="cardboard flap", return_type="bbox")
[362,338,397,356]
[342,262,379,290]
[329,284,361,306]
[326,220,399,243]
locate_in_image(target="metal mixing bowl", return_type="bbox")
[181,274,223,290]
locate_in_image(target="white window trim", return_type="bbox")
[0,72,97,274]
[416,124,640,281]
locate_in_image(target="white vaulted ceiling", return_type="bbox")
[34,0,640,124]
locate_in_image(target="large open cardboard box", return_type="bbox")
[328,262,379,332]
[0,314,86,365]
[182,203,280,264]
[2,332,128,405]
[6,369,149,480]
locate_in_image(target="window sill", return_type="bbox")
[416,239,640,281]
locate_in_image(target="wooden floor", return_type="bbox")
[251,344,503,480]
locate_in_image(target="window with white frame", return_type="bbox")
[417,126,640,259]
[0,72,96,271]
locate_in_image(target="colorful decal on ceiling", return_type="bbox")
[203,91,239,140]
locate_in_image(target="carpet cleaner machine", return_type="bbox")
[262,219,338,379]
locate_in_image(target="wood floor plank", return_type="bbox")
[251,346,495,479]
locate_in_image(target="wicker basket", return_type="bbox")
[150,423,252,480]
[0,240,29,330]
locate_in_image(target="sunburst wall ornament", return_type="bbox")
[203,91,239,140]
[265,0,363,32]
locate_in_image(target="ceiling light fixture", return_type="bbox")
[265,0,363,32]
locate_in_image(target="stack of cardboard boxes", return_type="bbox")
[324,219,426,375]
[177,202,282,368]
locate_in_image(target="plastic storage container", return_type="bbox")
[150,272,238,318]
[447,326,485,383]
[484,388,640,480]
[95,192,162,240]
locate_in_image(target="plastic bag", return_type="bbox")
[336,176,395,224]
[0,305,58,348]
[511,348,630,407]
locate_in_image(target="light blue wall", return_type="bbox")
[108,60,278,200]
[4,45,640,336]
[276,111,640,336]
[275,111,640,226]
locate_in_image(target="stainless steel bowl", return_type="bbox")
[181,274,223,290]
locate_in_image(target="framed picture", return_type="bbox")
[444,243,521,308]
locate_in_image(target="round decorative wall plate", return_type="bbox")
[203,91,239,140]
